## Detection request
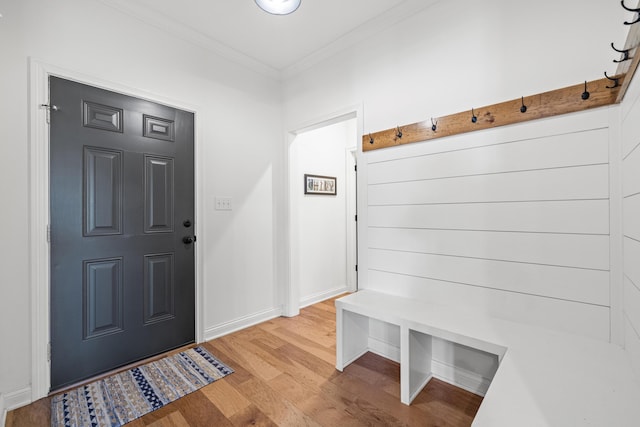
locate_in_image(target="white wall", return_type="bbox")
[291,119,356,306]
[622,67,640,378]
[0,0,282,404]
[283,0,627,133]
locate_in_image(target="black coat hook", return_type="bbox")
[520,97,527,113]
[605,71,621,89]
[611,42,631,63]
[431,118,437,132]
[369,133,374,145]
[471,108,477,123]
[621,0,640,25]
[396,126,402,139]
[581,81,590,100]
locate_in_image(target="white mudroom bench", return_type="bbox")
[335,290,640,426]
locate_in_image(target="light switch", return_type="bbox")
[215,197,232,211]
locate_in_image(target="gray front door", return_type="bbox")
[49,76,195,390]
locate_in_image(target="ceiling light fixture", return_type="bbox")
[255,0,301,15]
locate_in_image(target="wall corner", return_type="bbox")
[609,104,624,346]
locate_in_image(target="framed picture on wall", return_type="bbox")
[304,174,337,195]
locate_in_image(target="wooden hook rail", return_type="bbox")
[363,75,624,152]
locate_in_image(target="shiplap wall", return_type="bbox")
[363,108,612,342]
[622,70,640,376]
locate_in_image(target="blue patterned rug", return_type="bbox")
[51,346,233,427]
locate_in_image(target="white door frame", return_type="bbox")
[28,59,205,400]
[345,147,358,292]
[281,104,364,317]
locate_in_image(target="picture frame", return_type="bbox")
[304,174,337,195]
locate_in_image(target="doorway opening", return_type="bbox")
[289,115,358,310]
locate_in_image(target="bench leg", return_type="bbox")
[336,309,369,371]
[401,327,433,405]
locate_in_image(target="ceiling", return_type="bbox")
[102,0,440,78]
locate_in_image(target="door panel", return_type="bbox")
[143,253,175,324]
[144,156,174,233]
[83,257,124,339]
[84,147,123,236]
[49,76,195,390]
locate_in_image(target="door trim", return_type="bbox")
[28,58,205,400]
[346,147,358,292]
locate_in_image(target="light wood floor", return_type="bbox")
[6,296,483,426]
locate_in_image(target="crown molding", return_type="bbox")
[97,0,281,81]
[98,0,441,82]
[281,0,441,80]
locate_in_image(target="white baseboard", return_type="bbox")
[431,359,491,396]
[299,286,349,309]
[340,349,369,371]
[409,373,434,404]
[340,338,400,368]
[204,307,282,342]
[351,341,490,397]
[1,392,5,427]
[367,337,401,363]
[1,387,32,426]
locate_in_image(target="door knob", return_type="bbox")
[182,236,196,244]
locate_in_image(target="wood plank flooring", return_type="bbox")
[6,296,483,426]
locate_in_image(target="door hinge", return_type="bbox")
[47,342,51,362]
[354,165,357,172]
[354,215,357,222]
[355,265,358,272]
[46,224,51,243]
[40,103,58,125]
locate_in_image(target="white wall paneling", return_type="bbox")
[368,228,609,270]
[624,237,640,288]
[368,248,609,306]
[367,269,611,341]
[624,315,640,378]
[624,277,640,339]
[622,98,640,158]
[366,121,609,172]
[369,200,609,234]
[622,66,640,378]
[368,164,609,205]
[609,104,624,347]
[623,143,640,197]
[623,194,640,241]
[364,110,612,341]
